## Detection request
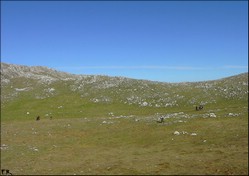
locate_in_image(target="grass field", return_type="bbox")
[1,64,248,175]
[1,105,248,175]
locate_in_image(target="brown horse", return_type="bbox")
[36,116,40,121]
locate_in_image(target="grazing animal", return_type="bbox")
[196,105,204,111]
[157,117,164,123]
[50,116,52,120]
[36,116,40,121]
[199,105,203,110]
[6,170,12,175]
[1,169,12,175]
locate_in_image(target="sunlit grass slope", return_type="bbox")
[1,63,248,175]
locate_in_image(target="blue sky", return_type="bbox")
[1,1,248,82]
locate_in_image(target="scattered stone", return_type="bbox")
[29,146,39,152]
[32,131,38,134]
[209,113,216,118]
[15,87,30,91]
[174,131,180,135]
[141,102,148,106]
[108,112,114,116]
[0,144,8,150]
[102,121,114,124]
[182,131,188,135]
[173,131,197,136]
[228,113,239,117]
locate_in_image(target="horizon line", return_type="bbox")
[55,65,248,70]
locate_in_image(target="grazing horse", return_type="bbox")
[1,169,12,175]
[196,105,204,111]
[157,117,164,123]
[36,116,40,121]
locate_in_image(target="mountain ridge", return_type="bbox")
[2,62,247,84]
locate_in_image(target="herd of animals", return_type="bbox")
[1,169,12,176]
[34,105,204,122]
[2,105,205,175]
[157,105,204,123]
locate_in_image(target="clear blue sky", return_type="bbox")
[1,1,248,82]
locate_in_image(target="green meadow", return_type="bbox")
[1,63,248,175]
[1,107,248,175]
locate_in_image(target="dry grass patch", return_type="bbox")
[1,113,248,175]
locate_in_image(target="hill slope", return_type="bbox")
[1,62,248,120]
[1,62,248,175]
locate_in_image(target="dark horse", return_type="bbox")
[157,117,164,123]
[36,116,40,121]
[1,169,12,175]
[196,105,204,111]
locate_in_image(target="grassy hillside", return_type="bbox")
[1,62,248,175]
[1,63,248,121]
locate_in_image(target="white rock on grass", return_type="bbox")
[0,144,8,150]
[182,131,188,135]
[102,121,114,124]
[228,113,239,117]
[141,102,148,106]
[108,112,114,116]
[29,146,39,152]
[209,113,216,118]
[174,131,180,135]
